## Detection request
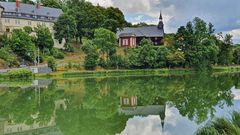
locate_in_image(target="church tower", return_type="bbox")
[158,11,164,30]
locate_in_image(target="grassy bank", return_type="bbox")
[0,66,238,79]
[36,68,194,78]
[213,66,240,73]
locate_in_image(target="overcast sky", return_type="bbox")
[87,0,240,43]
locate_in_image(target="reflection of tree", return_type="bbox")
[0,73,237,134]
[0,80,64,125]
[168,74,234,123]
[55,78,129,135]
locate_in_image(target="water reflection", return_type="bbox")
[119,96,166,131]
[0,74,239,135]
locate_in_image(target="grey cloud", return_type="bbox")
[88,0,240,42]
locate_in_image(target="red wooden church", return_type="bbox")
[117,12,164,48]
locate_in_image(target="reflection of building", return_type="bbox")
[0,79,52,89]
[120,96,137,108]
[0,99,67,135]
[119,96,166,130]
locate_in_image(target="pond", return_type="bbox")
[0,73,239,135]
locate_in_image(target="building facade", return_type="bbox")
[117,12,164,48]
[0,1,65,48]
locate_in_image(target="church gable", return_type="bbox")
[117,11,164,48]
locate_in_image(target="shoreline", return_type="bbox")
[35,66,240,79]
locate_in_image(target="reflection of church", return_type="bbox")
[119,96,166,130]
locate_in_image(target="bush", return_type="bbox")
[51,48,64,59]
[64,43,74,52]
[196,112,240,135]
[67,62,73,69]
[98,58,107,68]
[0,48,19,67]
[43,48,51,55]
[47,57,57,71]
[107,55,125,69]
[84,53,98,70]
[7,68,33,79]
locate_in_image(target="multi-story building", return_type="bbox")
[0,1,65,48]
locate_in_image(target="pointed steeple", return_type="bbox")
[158,10,164,30]
[159,11,163,20]
[159,104,166,132]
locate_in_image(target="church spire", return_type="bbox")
[158,10,164,30]
[159,11,163,20]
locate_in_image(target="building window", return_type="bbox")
[5,18,10,23]
[15,19,20,24]
[122,39,128,46]
[123,98,129,105]
[155,37,158,40]
[28,21,32,25]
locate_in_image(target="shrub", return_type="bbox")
[196,112,240,135]
[0,48,19,67]
[67,62,73,69]
[64,43,74,52]
[47,57,57,71]
[84,53,98,70]
[43,48,51,55]
[7,68,33,79]
[51,48,64,59]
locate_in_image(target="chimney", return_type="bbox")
[36,1,40,9]
[16,0,20,11]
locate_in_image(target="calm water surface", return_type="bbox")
[0,74,240,135]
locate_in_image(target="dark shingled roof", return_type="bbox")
[0,2,62,18]
[117,26,164,38]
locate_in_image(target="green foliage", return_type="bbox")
[138,39,157,68]
[93,28,117,60]
[107,55,125,69]
[66,0,128,43]
[0,48,19,67]
[0,34,10,48]
[175,17,219,70]
[51,48,64,59]
[54,14,76,49]
[34,25,54,51]
[233,46,240,64]
[217,34,234,65]
[41,0,63,9]
[167,50,185,67]
[82,40,98,54]
[7,68,33,79]
[82,40,99,70]
[84,53,99,70]
[10,29,36,62]
[47,57,57,71]
[197,112,240,135]
[155,47,170,68]
[23,26,33,34]
[127,39,159,68]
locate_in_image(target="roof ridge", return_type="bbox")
[0,1,62,10]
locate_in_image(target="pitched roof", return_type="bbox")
[0,2,62,18]
[117,26,164,38]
